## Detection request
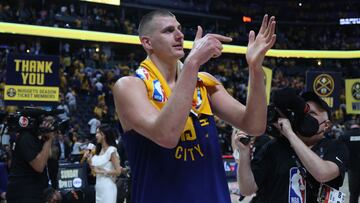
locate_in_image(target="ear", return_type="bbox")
[140,36,153,51]
[324,120,332,132]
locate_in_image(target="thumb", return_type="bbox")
[194,26,203,41]
[248,30,255,46]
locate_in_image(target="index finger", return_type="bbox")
[259,14,269,34]
[207,34,232,43]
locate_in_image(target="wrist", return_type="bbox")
[240,150,251,159]
[184,56,200,70]
[285,131,298,142]
[248,65,265,76]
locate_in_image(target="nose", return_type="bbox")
[175,29,184,41]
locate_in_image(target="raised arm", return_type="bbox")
[209,15,276,136]
[113,27,231,149]
[29,137,53,173]
[29,120,56,173]
[235,133,258,196]
[277,118,342,183]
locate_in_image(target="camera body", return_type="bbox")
[266,88,320,138]
[6,108,69,134]
[266,103,298,137]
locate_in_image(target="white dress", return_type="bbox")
[91,146,119,203]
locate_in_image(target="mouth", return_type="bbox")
[173,44,183,50]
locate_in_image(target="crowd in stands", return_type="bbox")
[0,0,360,50]
[0,40,359,156]
[210,0,359,21]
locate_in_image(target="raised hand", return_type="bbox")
[274,118,295,139]
[233,130,252,152]
[186,26,232,67]
[246,14,276,69]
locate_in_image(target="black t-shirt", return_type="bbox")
[7,131,49,199]
[340,128,360,169]
[251,137,349,203]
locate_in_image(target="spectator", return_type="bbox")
[66,88,77,113]
[57,98,70,121]
[88,115,101,139]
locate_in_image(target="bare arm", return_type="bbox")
[277,118,340,182]
[108,152,122,176]
[113,63,199,149]
[235,134,258,196]
[29,134,54,173]
[209,15,276,136]
[113,27,231,149]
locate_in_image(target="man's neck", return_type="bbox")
[149,55,178,86]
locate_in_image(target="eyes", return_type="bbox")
[162,25,182,33]
[309,111,318,116]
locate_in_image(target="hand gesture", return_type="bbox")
[233,130,252,154]
[246,14,276,69]
[187,26,232,67]
[39,117,56,141]
[274,118,295,139]
[84,149,93,158]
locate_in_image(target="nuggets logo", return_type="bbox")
[135,68,150,80]
[7,88,16,97]
[352,82,360,100]
[153,80,167,102]
[313,74,334,97]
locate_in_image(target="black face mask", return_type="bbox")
[296,114,324,137]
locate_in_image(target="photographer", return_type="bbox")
[236,90,349,202]
[6,115,57,203]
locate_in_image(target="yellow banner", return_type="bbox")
[263,67,273,104]
[345,79,360,114]
[247,66,273,104]
[4,85,59,102]
[1,22,360,58]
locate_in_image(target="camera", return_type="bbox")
[6,108,69,134]
[266,88,320,138]
[239,135,252,145]
[266,103,297,137]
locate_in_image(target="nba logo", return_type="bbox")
[135,68,150,80]
[195,88,202,109]
[153,80,166,102]
[289,167,306,203]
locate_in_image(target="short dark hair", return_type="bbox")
[138,10,175,37]
[301,91,332,121]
